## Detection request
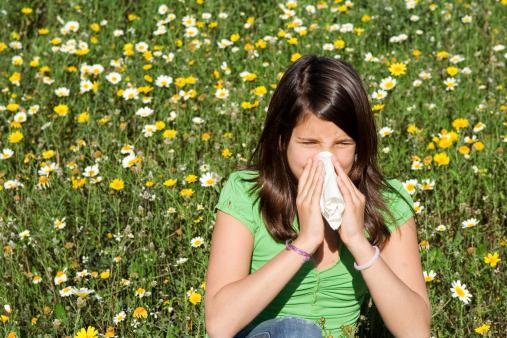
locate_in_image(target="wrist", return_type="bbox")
[345,237,377,266]
[292,236,320,255]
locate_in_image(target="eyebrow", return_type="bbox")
[297,137,354,142]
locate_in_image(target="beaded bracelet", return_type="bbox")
[285,239,311,262]
[353,245,380,271]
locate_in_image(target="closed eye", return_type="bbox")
[301,142,352,145]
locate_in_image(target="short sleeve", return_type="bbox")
[382,179,415,232]
[214,171,259,235]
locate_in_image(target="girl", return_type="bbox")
[204,55,430,338]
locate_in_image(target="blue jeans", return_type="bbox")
[233,316,323,338]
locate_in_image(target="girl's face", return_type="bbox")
[286,113,356,181]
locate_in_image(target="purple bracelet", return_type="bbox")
[285,239,312,262]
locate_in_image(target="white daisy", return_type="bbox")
[4,179,24,190]
[461,218,479,229]
[114,311,126,325]
[80,80,93,93]
[1,148,14,160]
[135,42,149,53]
[185,27,199,38]
[450,280,472,304]
[402,179,418,195]
[106,72,122,84]
[379,77,397,90]
[143,124,157,137]
[59,286,76,297]
[419,179,435,190]
[54,271,68,285]
[54,217,66,230]
[411,160,423,170]
[473,122,486,133]
[199,172,221,187]
[423,270,436,282]
[182,15,196,27]
[215,88,229,99]
[19,230,30,240]
[122,153,137,168]
[435,224,447,231]
[371,90,387,100]
[55,87,70,97]
[443,77,458,91]
[122,87,139,100]
[136,106,154,118]
[378,127,394,137]
[83,164,99,178]
[74,288,94,298]
[155,75,173,88]
[191,236,205,248]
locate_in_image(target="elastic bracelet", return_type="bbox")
[285,239,311,262]
[353,245,380,271]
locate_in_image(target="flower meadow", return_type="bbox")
[0,0,506,337]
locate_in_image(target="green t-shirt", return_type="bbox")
[210,169,414,338]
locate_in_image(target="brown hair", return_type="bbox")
[236,54,414,250]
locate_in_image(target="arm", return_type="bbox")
[204,210,319,338]
[345,217,431,338]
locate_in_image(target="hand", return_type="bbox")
[295,155,325,253]
[330,155,367,246]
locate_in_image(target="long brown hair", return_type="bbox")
[236,54,414,250]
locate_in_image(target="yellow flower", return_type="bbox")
[433,152,450,166]
[201,132,211,141]
[21,7,33,14]
[6,103,19,112]
[133,306,148,319]
[222,148,232,158]
[438,137,453,149]
[253,86,267,96]
[42,150,55,159]
[458,145,470,154]
[163,179,177,187]
[333,39,345,49]
[483,252,501,267]
[474,323,491,335]
[473,141,484,151]
[74,326,98,338]
[109,179,124,191]
[54,104,69,117]
[291,53,301,62]
[389,62,407,76]
[230,33,240,42]
[406,124,419,134]
[76,112,90,123]
[447,66,459,76]
[100,270,110,279]
[7,332,16,338]
[452,118,469,130]
[189,291,202,305]
[185,175,198,184]
[8,131,24,143]
[180,188,194,197]
[163,129,177,139]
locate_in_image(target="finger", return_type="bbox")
[311,162,324,204]
[336,174,356,205]
[300,157,319,200]
[332,156,361,200]
[304,157,321,201]
[297,157,312,195]
[307,159,323,201]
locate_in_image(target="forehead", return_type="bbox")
[293,113,348,137]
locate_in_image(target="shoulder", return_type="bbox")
[222,170,260,196]
[380,178,415,232]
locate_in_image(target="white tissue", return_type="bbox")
[318,151,346,230]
